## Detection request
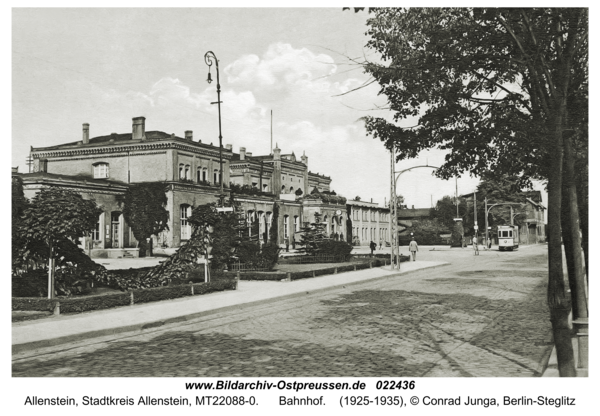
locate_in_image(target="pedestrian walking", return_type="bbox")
[408,237,418,261]
[473,237,479,255]
[488,238,492,250]
[369,240,376,257]
[379,238,383,250]
[292,235,296,250]
[285,237,289,252]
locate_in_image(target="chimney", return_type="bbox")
[185,130,193,140]
[225,144,232,151]
[82,123,89,144]
[273,143,281,160]
[132,117,146,140]
[246,151,253,158]
[240,147,246,160]
[110,133,117,143]
[301,151,308,166]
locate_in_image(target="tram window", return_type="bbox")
[508,231,513,237]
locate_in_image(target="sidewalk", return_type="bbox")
[12,260,448,354]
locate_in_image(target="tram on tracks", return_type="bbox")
[498,225,519,251]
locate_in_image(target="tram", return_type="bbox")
[497,225,519,251]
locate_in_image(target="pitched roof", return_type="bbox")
[31,131,225,152]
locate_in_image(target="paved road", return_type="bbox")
[12,245,553,377]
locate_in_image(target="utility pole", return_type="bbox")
[474,192,477,245]
[485,197,488,247]
[389,148,394,270]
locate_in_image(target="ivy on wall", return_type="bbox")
[117,182,169,253]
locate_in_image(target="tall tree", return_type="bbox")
[18,188,102,298]
[359,8,587,376]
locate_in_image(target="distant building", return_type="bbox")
[346,199,391,246]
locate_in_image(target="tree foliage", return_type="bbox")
[269,203,280,243]
[359,7,588,376]
[298,212,328,256]
[14,187,104,296]
[117,182,169,246]
[362,8,587,184]
[18,188,102,251]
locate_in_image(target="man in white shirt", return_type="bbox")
[408,237,419,261]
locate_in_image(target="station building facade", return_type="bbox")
[19,116,384,257]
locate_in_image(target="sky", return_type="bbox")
[11,7,547,210]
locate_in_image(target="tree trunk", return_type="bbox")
[560,187,578,319]
[47,242,54,300]
[563,133,588,319]
[546,114,576,377]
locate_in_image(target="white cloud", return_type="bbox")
[225,43,337,91]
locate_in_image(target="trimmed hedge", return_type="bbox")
[131,285,195,305]
[12,291,131,313]
[13,279,237,313]
[235,272,287,281]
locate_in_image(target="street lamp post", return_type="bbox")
[389,161,439,270]
[204,51,225,206]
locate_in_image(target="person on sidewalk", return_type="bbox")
[409,237,419,261]
[379,238,383,250]
[369,240,376,257]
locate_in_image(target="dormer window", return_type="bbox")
[93,162,109,179]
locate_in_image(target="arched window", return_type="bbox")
[180,204,192,240]
[179,164,185,179]
[213,169,220,184]
[202,168,208,182]
[197,169,201,183]
[281,185,286,191]
[289,186,294,194]
[185,165,190,180]
[93,162,109,179]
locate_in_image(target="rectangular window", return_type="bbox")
[94,163,109,179]
[180,206,191,240]
[111,212,120,248]
[91,217,100,241]
[284,215,289,239]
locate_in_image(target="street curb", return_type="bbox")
[12,263,450,354]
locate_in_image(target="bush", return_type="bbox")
[12,269,48,297]
[318,240,353,259]
[233,241,280,270]
[398,231,446,246]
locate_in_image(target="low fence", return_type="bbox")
[233,256,410,282]
[229,262,270,272]
[278,254,350,264]
[12,279,237,314]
